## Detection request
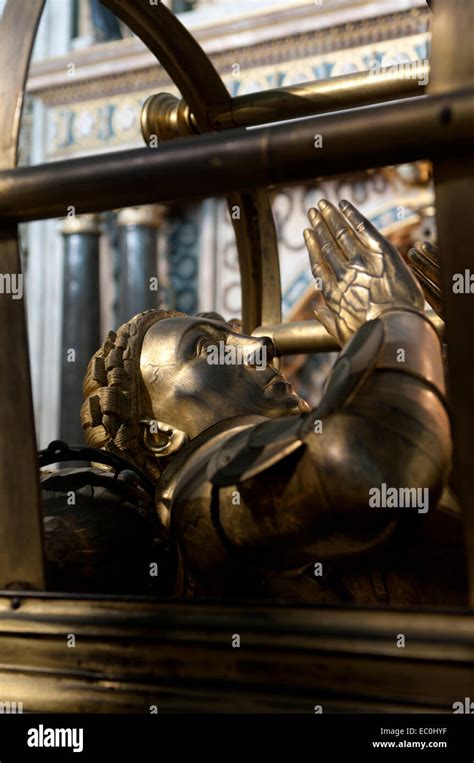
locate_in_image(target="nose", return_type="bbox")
[258,336,276,363]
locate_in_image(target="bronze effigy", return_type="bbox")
[39,200,464,607]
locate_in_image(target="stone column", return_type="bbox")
[116,205,165,325]
[59,214,102,445]
[167,203,201,315]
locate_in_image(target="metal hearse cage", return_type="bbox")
[0,0,473,712]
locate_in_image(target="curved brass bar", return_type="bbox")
[0,1,44,167]
[227,188,282,333]
[0,0,45,589]
[101,0,282,334]
[101,0,228,129]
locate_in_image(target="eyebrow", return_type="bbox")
[176,322,227,354]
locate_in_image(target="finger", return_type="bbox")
[407,245,440,289]
[317,199,361,260]
[421,240,440,266]
[338,199,386,251]
[304,227,331,281]
[410,261,443,312]
[307,207,347,281]
[409,265,444,318]
[419,241,440,278]
[313,304,338,340]
[304,227,337,300]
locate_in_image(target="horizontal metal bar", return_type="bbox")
[0,591,472,712]
[0,88,472,225]
[253,313,444,356]
[210,61,429,129]
[142,63,429,140]
[252,321,338,353]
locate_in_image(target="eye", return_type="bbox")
[195,336,215,356]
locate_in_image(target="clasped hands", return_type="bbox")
[303,199,440,346]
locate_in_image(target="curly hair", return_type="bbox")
[81,308,185,483]
[81,308,241,484]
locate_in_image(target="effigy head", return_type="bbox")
[81,309,308,482]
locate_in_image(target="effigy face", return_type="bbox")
[139,315,309,440]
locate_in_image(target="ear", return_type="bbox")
[139,417,188,458]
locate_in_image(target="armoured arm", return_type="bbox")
[206,309,450,570]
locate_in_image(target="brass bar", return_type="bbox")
[227,188,282,334]
[429,0,474,606]
[253,313,444,356]
[0,0,45,591]
[0,89,473,225]
[252,321,338,354]
[213,61,429,129]
[142,64,429,142]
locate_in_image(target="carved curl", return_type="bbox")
[81,309,185,483]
